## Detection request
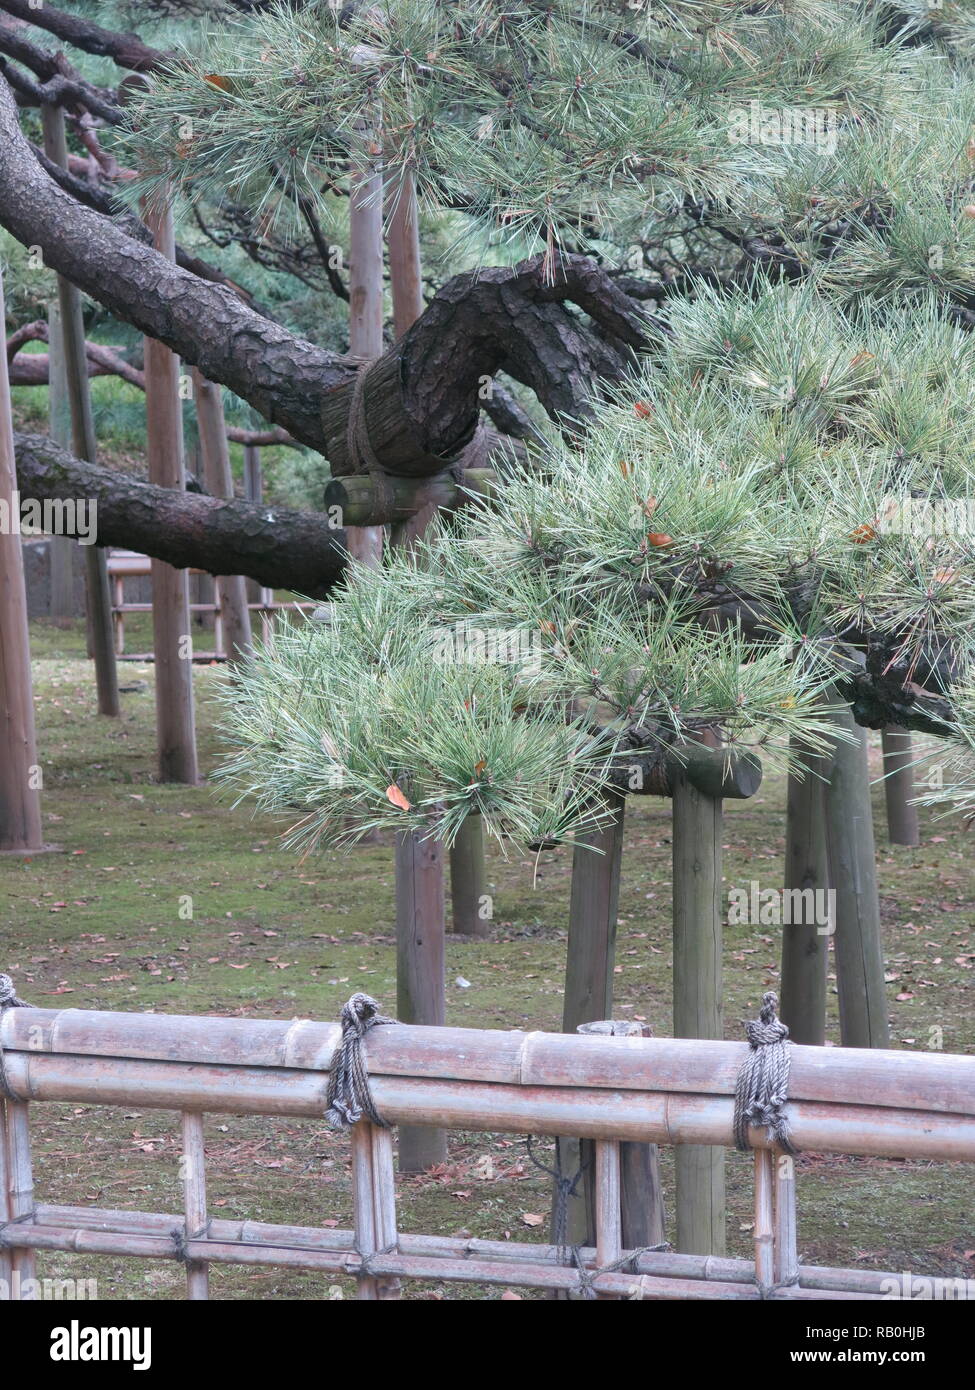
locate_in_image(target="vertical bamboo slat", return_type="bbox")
[0,1102,12,1296]
[1,1097,37,1297]
[595,1140,623,1301]
[180,1111,209,1300]
[753,1149,775,1293]
[369,1125,401,1300]
[143,195,199,785]
[671,769,726,1255]
[772,1153,799,1291]
[350,1123,380,1300]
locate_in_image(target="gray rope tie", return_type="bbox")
[525,1134,585,1265]
[171,1222,210,1264]
[346,362,395,524]
[324,993,396,1131]
[733,991,797,1155]
[0,973,30,1102]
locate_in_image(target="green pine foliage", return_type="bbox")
[217,281,975,850]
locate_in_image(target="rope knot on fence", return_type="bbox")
[733,991,797,1155]
[325,993,396,1131]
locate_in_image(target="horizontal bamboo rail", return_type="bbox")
[1,1205,898,1300]
[20,1203,900,1296]
[2,1010,974,1161]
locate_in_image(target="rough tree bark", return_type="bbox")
[12,432,346,597]
[0,71,647,470]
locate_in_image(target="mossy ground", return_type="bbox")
[4,616,973,1299]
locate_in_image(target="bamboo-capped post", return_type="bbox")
[780,731,834,1046]
[449,814,488,937]
[344,125,385,569]
[671,751,726,1256]
[825,708,890,1049]
[0,259,44,854]
[191,370,253,664]
[42,104,119,718]
[143,193,199,784]
[395,830,447,1172]
[881,726,920,847]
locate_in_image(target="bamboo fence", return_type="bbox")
[1,1005,973,1301]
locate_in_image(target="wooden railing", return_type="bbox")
[1,1006,973,1300]
[105,550,314,658]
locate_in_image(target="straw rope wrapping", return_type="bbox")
[325,993,397,1130]
[0,973,30,1102]
[733,991,797,1155]
[346,363,395,523]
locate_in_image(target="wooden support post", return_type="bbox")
[180,1111,209,1300]
[45,299,74,628]
[0,261,44,854]
[143,196,199,784]
[43,105,119,718]
[369,1124,401,1299]
[395,831,447,1172]
[350,1122,380,1299]
[594,1140,622,1300]
[881,726,920,847]
[449,814,488,936]
[559,790,625,1250]
[825,708,890,1049]
[345,132,385,569]
[387,173,424,340]
[557,791,665,1254]
[1,1098,37,1298]
[672,768,726,1255]
[780,732,833,1046]
[192,370,253,664]
[620,1135,666,1251]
